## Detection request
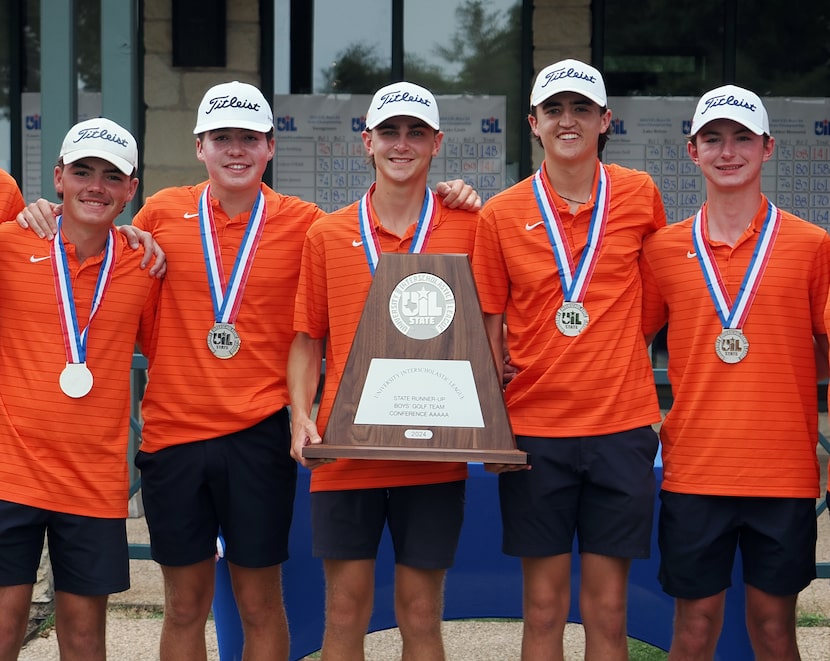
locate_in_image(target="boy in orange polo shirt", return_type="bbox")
[641,85,830,660]
[472,59,666,660]
[289,81,478,659]
[0,119,160,660]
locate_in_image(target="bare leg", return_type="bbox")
[0,584,34,661]
[580,553,631,661]
[745,585,800,661]
[520,554,571,661]
[159,558,215,661]
[394,564,447,661]
[54,590,108,661]
[320,558,375,661]
[668,592,726,661]
[229,562,289,661]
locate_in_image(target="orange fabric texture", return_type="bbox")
[0,168,25,222]
[294,198,477,492]
[473,162,666,437]
[134,182,324,451]
[641,197,830,498]
[0,224,160,518]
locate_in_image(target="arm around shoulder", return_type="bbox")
[16,199,60,239]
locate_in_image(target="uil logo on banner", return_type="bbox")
[388,272,455,340]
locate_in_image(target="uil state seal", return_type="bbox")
[388,272,455,340]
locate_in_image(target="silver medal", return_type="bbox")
[207,323,241,359]
[555,301,589,337]
[715,328,749,364]
[60,362,94,398]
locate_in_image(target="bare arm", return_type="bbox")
[287,332,328,469]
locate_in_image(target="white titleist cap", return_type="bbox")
[193,81,274,134]
[530,59,607,109]
[60,118,138,175]
[365,82,440,131]
[690,84,769,136]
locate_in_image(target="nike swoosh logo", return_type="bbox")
[30,255,51,263]
[352,240,363,247]
[686,251,697,258]
[525,221,545,231]
[183,212,199,219]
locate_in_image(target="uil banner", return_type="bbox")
[272,93,507,210]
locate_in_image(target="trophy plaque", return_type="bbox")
[304,253,527,464]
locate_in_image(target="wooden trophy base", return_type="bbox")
[306,253,526,465]
[304,443,527,464]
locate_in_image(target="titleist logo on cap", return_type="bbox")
[72,126,130,148]
[540,65,597,89]
[374,89,433,112]
[700,93,757,116]
[204,95,261,115]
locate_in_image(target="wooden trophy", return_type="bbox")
[303,252,527,464]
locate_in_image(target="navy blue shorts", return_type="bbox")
[658,491,817,599]
[135,409,296,568]
[0,500,129,595]
[499,426,659,559]
[311,480,466,570]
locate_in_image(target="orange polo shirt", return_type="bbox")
[294,197,477,492]
[134,182,324,451]
[0,224,160,518]
[0,168,25,221]
[641,197,830,498]
[473,162,666,437]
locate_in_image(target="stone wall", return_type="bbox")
[530,0,593,168]
[142,0,261,198]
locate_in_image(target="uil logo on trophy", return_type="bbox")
[389,272,455,340]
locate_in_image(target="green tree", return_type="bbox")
[321,43,390,94]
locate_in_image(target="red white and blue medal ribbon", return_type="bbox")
[532,163,610,336]
[358,183,436,275]
[51,216,116,397]
[199,184,266,358]
[692,200,781,363]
